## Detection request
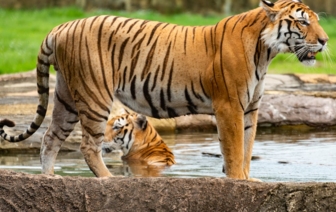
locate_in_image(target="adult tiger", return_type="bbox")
[103,110,176,166]
[0,0,328,180]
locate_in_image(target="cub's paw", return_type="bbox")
[248,177,262,182]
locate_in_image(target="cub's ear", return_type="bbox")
[260,0,280,22]
[135,114,147,130]
[119,108,130,115]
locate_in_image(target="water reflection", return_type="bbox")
[0,127,335,182]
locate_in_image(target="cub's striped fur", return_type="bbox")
[103,111,175,166]
[0,0,328,180]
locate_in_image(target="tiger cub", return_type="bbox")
[103,111,175,166]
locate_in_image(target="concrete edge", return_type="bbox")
[0,170,335,211]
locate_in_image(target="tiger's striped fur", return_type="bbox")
[103,111,175,166]
[0,0,328,179]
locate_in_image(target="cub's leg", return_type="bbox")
[40,73,79,174]
[214,101,245,180]
[77,104,112,177]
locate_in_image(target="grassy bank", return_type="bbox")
[0,7,335,74]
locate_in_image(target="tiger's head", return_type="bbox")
[103,111,148,156]
[261,0,328,66]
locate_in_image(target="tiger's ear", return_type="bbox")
[260,0,280,22]
[135,114,147,130]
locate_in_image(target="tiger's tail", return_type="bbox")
[0,33,53,142]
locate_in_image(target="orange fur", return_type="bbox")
[104,112,175,166]
[0,0,328,179]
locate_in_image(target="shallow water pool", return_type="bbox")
[1,127,335,182]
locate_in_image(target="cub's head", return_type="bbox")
[103,111,148,156]
[261,0,328,66]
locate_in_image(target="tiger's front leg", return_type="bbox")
[80,124,113,177]
[214,101,245,180]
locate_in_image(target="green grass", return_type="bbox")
[0,7,335,74]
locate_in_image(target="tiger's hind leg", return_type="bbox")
[40,73,79,174]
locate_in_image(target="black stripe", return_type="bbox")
[130,75,137,100]
[126,130,132,149]
[166,25,177,41]
[127,20,139,33]
[191,81,204,102]
[141,37,158,80]
[26,129,34,135]
[147,23,162,45]
[184,28,188,54]
[244,108,258,115]
[244,125,252,130]
[89,16,100,31]
[19,134,24,140]
[167,61,174,102]
[219,17,234,97]
[192,27,196,43]
[37,105,47,117]
[167,107,178,118]
[83,125,104,139]
[97,16,114,101]
[231,19,240,33]
[37,84,49,94]
[36,68,50,78]
[122,66,127,91]
[129,51,140,83]
[84,37,108,102]
[131,34,145,57]
[74,89,110,115]
[121,18,132,28]
[67,120,79,124]
[79,110,107,122]
[52,131,65,141]
[37,57,49,66]
[143,73,159,118]
[239,97,245,112]
[151,65,160,91]
[59,126,74,134]
[161,42,172,81]
[131,23,146,42]
[199,78,209,99]
[255,69,260,81]
[30,122,39,130]
[277,20,283,39]
[120,129,128,143]
[160,89,166,110]
[118,37,130,70]
[185,86,197,114]
[267,47,272,61]
[111,43,117,85]
[56,92,78,115]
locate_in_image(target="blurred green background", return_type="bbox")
[0,0,335,74]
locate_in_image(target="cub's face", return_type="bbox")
[103,113,147,155]
[261,0,328,66]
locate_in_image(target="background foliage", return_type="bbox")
[0,1,335,74]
